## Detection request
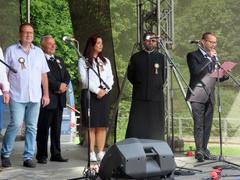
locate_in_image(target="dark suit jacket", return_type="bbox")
[186,49,217,103]
[43,56,70,109]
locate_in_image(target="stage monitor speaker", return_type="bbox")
[99,138,176,179]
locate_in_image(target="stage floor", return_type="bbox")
[0,141,240,180]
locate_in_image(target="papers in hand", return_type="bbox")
[210,61,237,78]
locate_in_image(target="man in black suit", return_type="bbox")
[186,32,228,162]
[36,35,70,164]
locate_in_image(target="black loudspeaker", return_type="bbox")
[99,138,176,179]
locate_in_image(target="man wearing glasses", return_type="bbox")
[186,32,228,162]
[1,23,50,168]
[126,32,166,140]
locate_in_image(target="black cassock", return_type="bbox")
[126,50,166,140]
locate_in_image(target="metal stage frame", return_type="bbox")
[134,0,192,149]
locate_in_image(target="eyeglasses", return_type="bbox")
[146,39,157,43]
[21,31,33,35]
[205,40,217,45]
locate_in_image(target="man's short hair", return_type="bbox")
[19,23,34,32]
[201,32,214,40]
[41,35,53,44]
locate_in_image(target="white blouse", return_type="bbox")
[78,57,114,94]
[0,47,10,95]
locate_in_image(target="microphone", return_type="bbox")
[212,56,219,62]
[145,35,161,40]
[62,36,77,42]
[189,40,200,44]
[212,56,221,68]
[9,66,17,74]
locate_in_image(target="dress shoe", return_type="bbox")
[204,149,217,160]
[37,158,47,164]
[23,159,36,168]
[195,151,204,162]
[204,155,217,160]
[50,156,68,162]
[1,156,12,168]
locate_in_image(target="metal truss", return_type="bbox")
[136,0,174,48]
[136,0,192,149]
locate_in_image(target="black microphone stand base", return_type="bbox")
[68,164,100,180]
[174,166,202,176]
[194,155,240,169]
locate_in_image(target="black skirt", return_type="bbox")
[81,89,110,128]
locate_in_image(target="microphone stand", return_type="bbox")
[157,39,200,174]
[0,59,17,73]
[158,39,193,151]
[66,40,109,180]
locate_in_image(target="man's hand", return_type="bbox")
[97,89,106,99]
[41,94,50,107]
[41,73,49,107]
[209,48,217,57]
[58,83,68,93]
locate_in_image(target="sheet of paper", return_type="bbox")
[210,61,237,78]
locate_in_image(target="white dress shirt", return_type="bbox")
[78,57,114,94]
[4,42,50,103]
[199,48,212,62]
[0,47,10,95]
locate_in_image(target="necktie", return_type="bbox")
[208,63,213,72]
[49,57,55,61]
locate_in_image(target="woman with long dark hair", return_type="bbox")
[78,34,114,162]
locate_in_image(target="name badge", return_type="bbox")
[18,57,26,69]
[56,59,62,69]
[154,63,159,74]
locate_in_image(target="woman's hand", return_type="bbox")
[97,89,106,99]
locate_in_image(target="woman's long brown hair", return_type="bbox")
[83,34,106,65]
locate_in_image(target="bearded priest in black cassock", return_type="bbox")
[125,32,166,140]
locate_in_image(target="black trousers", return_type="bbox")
[191,100,214,152]
[36,106,63,159]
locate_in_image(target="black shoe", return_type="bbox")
[37,158,47,164]
[204,149,217,160]
[1,156,12,168]
[195,151,204,162]
[23,159,36,168]
[50,156,68,162]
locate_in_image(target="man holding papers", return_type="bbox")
[186,32,229,162]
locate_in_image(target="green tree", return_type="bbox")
[22,0,80,108]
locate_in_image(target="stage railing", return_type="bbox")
[173,117,240,145]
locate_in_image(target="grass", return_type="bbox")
[183,143,240,157]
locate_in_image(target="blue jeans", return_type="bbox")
[1,99,40,161]
[0,95,3,131]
